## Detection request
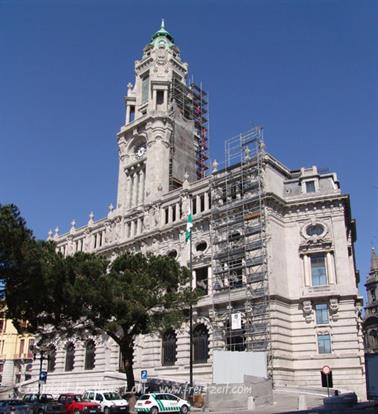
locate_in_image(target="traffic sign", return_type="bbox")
[141,370,148,383]
[322,365,331,375]
[39,371,47,383]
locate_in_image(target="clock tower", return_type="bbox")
[116,21,207,212]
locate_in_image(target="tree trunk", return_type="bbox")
[120,340,135,392]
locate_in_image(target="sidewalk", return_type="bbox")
[191,393,378,414]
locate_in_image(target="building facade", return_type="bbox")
[363,248,378,399]
[0,306,34,394]
[363,248,378,353]
[21,23,365,398]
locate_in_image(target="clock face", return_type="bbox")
[135,144,146,159]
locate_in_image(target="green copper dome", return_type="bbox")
[151,19,174,47]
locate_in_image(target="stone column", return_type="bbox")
[161,207,166,225]
[163,90,168,111]
[138,169,144,205]
[304,255,311,286]
[207,266,213,296]
[128,173,134,209]
[204,192,210,211]
[196,195,201,213]
[168,205,173,223]
[132,171,139,207]
[175,203,180,221]
[137,218,142,235]
[192,270,196,290]
[153,89,157,110]
[327,252,336,284]
[126,105,130,124]
[125,174,131,210]
[130,220,135,238]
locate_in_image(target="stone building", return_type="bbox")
[21,22,365,398]
[363,248,378,352]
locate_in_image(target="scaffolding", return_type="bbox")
[171,77,209,180]
[210,127,271,374]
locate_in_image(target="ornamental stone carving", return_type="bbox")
[302,300,313,323]
[104,221,113,245]
[329,298,339,321]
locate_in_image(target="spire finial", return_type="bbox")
[161,18,165,29]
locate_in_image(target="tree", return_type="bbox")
[0,204,197,393]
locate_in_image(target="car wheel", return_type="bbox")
[180,405,189,414]
[104,408,109,414]
[150,407,158,414]
[38,410,44,414]
[74,410,80,414]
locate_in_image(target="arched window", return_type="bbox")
[84,340,96,370]
[47,345,56,372]
[162,329,177,366]
[65,342,75,372]
[193,324,209,364]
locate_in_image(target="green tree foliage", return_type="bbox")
[0,204,197,391]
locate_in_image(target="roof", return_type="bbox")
[150,19,174,48]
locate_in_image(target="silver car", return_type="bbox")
[0,400,32,414]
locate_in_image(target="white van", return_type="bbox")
[82,390,128,414]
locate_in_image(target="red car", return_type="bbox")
[58,395,100,414]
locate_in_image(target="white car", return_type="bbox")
[82,390,128,414]
[135,393,190,414]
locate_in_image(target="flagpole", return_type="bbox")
[189,227,193,388]
[185,203,194,389]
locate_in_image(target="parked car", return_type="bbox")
[81,391,128,414]
[0,400,32,414]
[22,394,65,414]
[135,393,190,414]
[57,394,100,414]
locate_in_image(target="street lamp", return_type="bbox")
[30,345,50,397]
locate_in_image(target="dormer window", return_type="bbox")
[301,177,319,194]
[306,180,316,193]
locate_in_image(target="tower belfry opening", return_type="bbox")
[210,127,271,374]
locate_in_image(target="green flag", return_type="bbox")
[185,208,193,243]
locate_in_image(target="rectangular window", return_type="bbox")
[156,90,164,106]
[195,267,208,295]
[200,194,205,212]
[311,254,327,286]
[130,106,135,122]
[318,334,331,354]
[19,339,25,355]
[306,180,316,193]
[316,304,329,324]
[141,73,149,104]
[192,198,197,215]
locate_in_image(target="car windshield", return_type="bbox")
[73,396,83,402]
[103,393,121,401]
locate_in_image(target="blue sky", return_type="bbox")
[1,0,377,298]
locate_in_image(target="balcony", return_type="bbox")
[13,352,33,360]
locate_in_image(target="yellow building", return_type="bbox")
[0,309,34,391]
